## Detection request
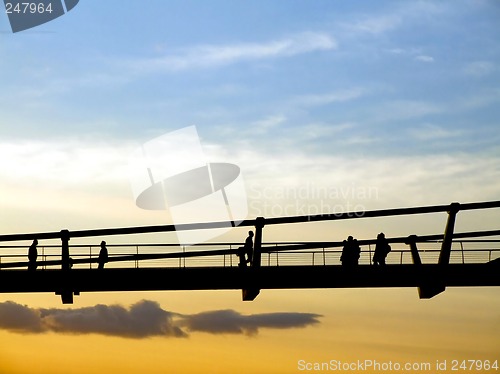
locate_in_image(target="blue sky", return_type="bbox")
[1,0,499,236]
[2,0,499,149]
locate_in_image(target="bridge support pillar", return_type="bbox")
[406,235,437,298]
[406,235,422,265]
[58,229,77,304]
[252,217,265,268]
[415,203,461,299]
[242,217,265,301]
[438,202,460,266]
[61,229,71,271]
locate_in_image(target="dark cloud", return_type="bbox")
[182,309,322,336]
[40,300,186,338]
[0,300,322,339]
[0,301,46,333]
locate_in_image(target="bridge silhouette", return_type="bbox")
[0,200,499,304]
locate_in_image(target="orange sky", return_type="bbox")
[1,287,498,374]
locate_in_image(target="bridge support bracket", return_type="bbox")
[405,235,446,299]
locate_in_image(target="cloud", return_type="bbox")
[344,14,402,35]
[415,55,434,63]
[0,301,45,333]
[369,100,443,122]
[181,309,321,336]
[127,32,336,72]
[40,300,186,338]
[0,138,133,186]
[0,300,322,339]
[463,61,497,77]
[251,115,287,134]
[339,2,447,37]
[292,88,366,107]
[408,124,464,140]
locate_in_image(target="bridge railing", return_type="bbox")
[1,240,499,270]
[264,243,500,267]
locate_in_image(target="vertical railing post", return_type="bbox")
[460,241,465,264]
[58,229,74,304]
[60,230,70,271]
[406,235,422,265]
[252,217,265,268]
[230,245,233,267]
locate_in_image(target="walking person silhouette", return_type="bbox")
[341,236,360,266]
[98,241,108,270]
[28,239,38,271]
[373,232,391,265]
[244,231,254,265]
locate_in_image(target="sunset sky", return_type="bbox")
[1,1,499,373]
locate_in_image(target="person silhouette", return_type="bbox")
[98,241,108,270]
[28,239,38,271]
[340,239,349,265]
[352,238,361,265]
[244,231,254,265]
[341,236,360,266]
[373,232,391,265]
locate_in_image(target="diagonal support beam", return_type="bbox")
[439,202,461,266]
[418,203,461,299]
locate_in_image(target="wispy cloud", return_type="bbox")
[415,55,434,63]
[130,32,337,72]
[127,32,336,72]
[0,300,322,338]
[369,100,443,122]
[251,115,287,134]
[463,61,497,77]
[385,48,435,64]
[0,138,141,185]
[292,88,366,107]
[339,1,447,37]
[408,124,464,141]
[343,14,402,35]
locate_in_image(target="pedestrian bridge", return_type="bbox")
[0,200,499,303]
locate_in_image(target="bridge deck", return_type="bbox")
[1,262,498,295]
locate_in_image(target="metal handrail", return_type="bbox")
[1,200,499,243]
[1,244,498,270]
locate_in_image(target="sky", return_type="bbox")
[0,0,499,373]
